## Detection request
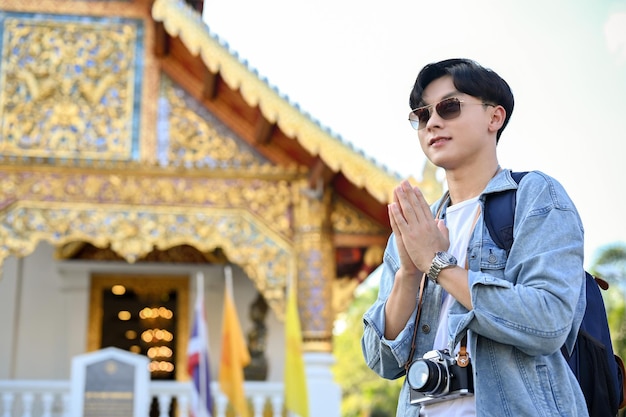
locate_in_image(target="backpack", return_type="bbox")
[484,170,626,417]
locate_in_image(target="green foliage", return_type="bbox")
[332,284,403,417]
[589,242,626,380]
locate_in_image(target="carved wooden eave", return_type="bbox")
[151,0,403,206]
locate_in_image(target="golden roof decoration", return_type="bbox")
[152,0,404,204]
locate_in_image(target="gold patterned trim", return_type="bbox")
[0,201,293,318]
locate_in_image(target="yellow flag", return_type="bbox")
[284,281,309,417]
[219,267,250,417]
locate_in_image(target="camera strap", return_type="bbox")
[404,272,427,372]
[456,204,482,367]
[403,275,470,371]
[456,335,470,367]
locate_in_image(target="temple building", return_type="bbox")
[0,0,441,416]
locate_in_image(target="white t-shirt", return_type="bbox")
[420,196,479,417]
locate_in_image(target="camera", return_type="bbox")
[406,349,474,405]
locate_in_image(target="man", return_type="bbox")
[361,58,588,416]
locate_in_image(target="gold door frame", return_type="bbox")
[88,273,190,381]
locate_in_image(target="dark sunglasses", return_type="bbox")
[408,97,494,130]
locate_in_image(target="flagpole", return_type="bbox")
[284,269,310,417]
[196,271,207,413]
[224,264,233,298]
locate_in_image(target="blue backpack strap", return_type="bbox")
[483,171,528,251]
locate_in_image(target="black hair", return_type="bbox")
[409,58,514,142]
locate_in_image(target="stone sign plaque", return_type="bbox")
[70,347,149,417]
[83,358,134,416]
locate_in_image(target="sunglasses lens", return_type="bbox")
[408,98,464,129]
[436,98,461,120]
[409,108,430,130]
[408,112,419,129]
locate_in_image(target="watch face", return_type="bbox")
[429,251,457,284]
[437,251,457,265]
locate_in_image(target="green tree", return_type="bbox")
[332,283,403,417]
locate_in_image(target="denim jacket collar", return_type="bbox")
[433,168,520,218]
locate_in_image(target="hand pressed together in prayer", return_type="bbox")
[388,180,450,276]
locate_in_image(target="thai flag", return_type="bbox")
[187,273,213,417]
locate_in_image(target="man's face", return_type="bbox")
[415,76,497,170]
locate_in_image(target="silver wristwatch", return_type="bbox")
[427,251,457,284]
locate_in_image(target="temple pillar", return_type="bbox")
[292,178,340,417]
[292,178,335,352]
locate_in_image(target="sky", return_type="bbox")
[202,0,626,268]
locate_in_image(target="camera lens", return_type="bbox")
[407,359,448,395]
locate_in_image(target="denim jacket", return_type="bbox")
[362,170,589,417]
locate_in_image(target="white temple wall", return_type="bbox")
[0,242,286,382]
